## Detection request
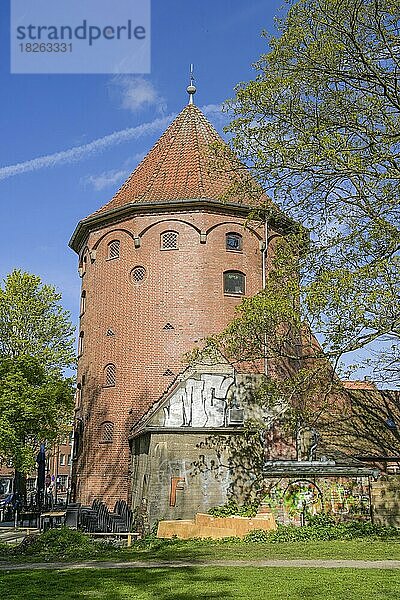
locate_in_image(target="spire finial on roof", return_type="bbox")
[186,63,196,105]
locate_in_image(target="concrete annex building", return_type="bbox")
[69,85,291,520]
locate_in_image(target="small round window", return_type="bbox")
[131,266,147,284]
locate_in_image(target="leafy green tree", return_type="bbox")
[0,270,75,371]
[193,0,400,481]
[0,270,75,475]
[0,356,74,473]
[221,0,400,384]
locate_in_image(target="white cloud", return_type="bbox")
[0,103,227,183]
[0,114,174,182]
[83,152,146,190]
[112,76,167,114]
[201,103,230,129]
[83,169,130,191]
[202,103,223,116]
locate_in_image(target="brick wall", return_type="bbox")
[72,207,271,506]
[371,476,400,526]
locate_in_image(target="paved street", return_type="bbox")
[0,527,38,545]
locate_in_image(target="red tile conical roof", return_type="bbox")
[94,103,265,215]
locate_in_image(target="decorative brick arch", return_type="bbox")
[205,220,263,240]
[267,232,283,245]
[138,218,202,240]
[79,245,90,265]
[80,244,90,258]
[92,228,136,251]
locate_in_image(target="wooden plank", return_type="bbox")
[88,532,139,537]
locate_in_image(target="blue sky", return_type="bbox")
[0,0,379,382]
[0,0,284,322]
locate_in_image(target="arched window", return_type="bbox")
[223,271,245,295]
[99,421,114,444]
[80,291,86,315]
[226,232,243,252]
[107,240,120,260]
[161,231,178,250]
[78,331,84,356]
[104,363,116,387]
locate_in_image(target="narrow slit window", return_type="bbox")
[78,331,84,356]
[104,363,116,387]
[80,291,86,315]
[108,240,120,260]
[223,271,245,295]
[161,231,178,250]
[79,253,88,277]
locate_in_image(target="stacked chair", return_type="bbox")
[65,499,133,533]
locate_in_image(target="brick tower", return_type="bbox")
[69,86,284,507]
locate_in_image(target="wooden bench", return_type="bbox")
[39,511,66,531]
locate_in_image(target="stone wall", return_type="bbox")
[131,430,238,525]
[263,477,371,525]
[371,476,400,527]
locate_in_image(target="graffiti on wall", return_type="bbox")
[263,478,371,525]
[162,373,234,428]
[169,476,185,507]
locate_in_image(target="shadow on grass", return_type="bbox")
[0,535,236,565]
[3,536,400,565]
[0,567,234,600]
[1,567,400,600]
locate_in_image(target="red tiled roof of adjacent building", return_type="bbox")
[342,380,377,390]
[93,103,266,216]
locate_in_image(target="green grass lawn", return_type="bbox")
[0,567,399,600]
[116,538,400,562]
[2,537,400,563]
